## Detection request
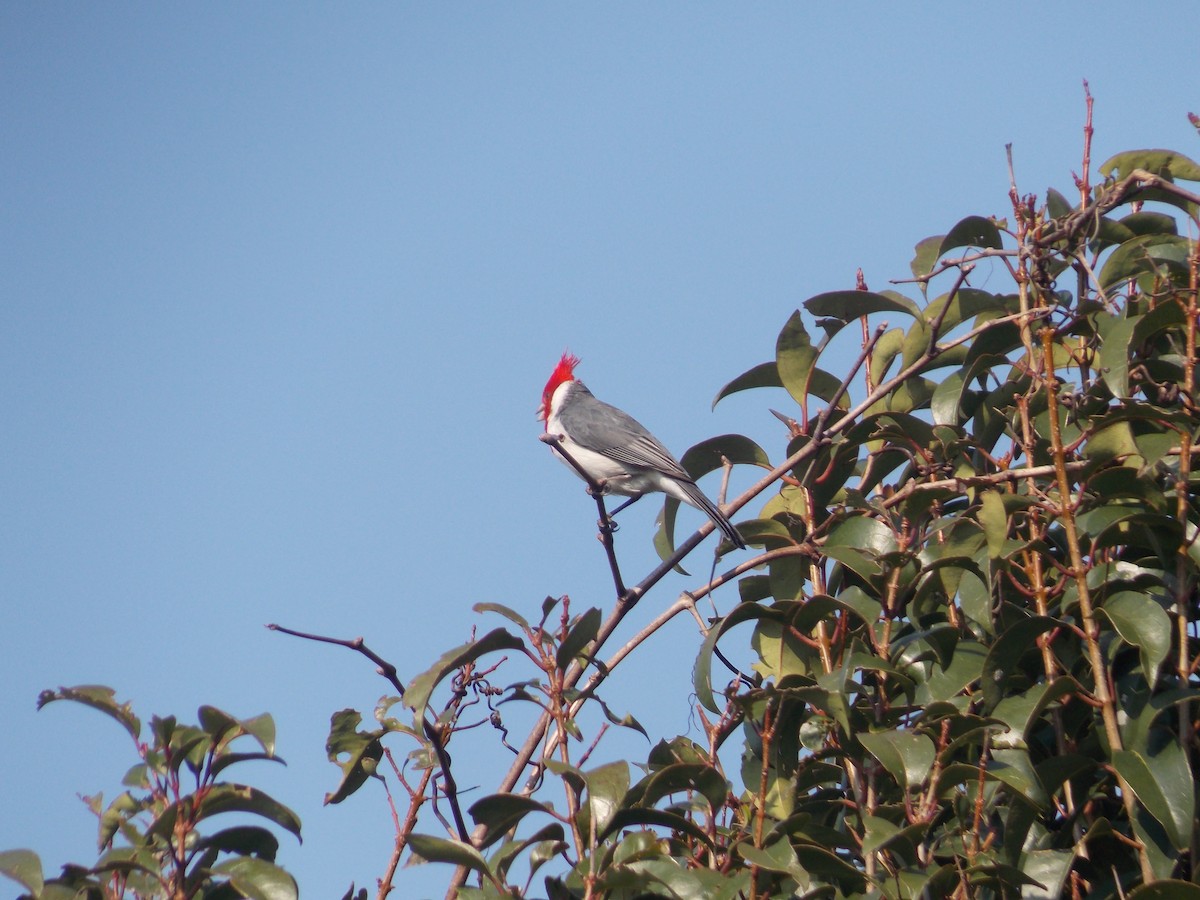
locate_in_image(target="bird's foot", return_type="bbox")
[585,478,610,498]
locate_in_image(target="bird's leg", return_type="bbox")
[607,495,642,516]
[599,494,642,534]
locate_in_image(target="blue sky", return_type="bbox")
[2,5,1198,898]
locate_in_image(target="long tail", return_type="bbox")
[673,479,746,549]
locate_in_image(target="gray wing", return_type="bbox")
[558,384,692,480]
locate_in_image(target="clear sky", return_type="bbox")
[3,5,1198,899]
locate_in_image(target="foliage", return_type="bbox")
[307,118,1200,899]
[8,115,1200,900]
[0,687,300,900]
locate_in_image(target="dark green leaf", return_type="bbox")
[468,794,555,849]
[775,310,818,410]
[981,617,1059,712]
[1099,148,1200,182]
[210,751,285,779]
[1046,187,1073,218]
[1113,745,1194,849]
[152,783,302,841]
[870,326,906,381]
[680,434,771,477]
[938,215,1004,256]
[407,834,493,880]
[199,826,281,860]
[911,234,944,280]
[600,808,715,850]
[695,603,780,712]
[859,729,935,788]
[712,361,782,409]
[978,491,1007,560]
[631,763,729,813]
[324,709,384,805]
[199,706,242,743]
[584,761,629,837]
[1102,592,1171,688]
[1121,210,1180,237]
[1127,881,1200,900]
[988,747,1048,808]
[1099,233,1192,290]
[1098,309,1138,399]
[472,602,530,631]
[824,515,897,556]
[803,289,921,324]
[210,858,297,900]
[37,685,141,742]
[405,628,526,720]
[556,607,601,670]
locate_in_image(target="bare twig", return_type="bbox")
[266,624,472,844]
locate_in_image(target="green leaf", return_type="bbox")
[407,834,494,880]
[988,747,1048,808]
[210,858,297,900]
[37,685,141,742]
[1085,418,1140,464]
[405,628,526,720]
[803,289,921,325]
[1102,592,1171,688]
[601,808,715,850]
[991,677,1081,747]
[775,310,818,410]
[584,761,629,837]
[468,794,555,849]
[981,617,1060,712]
[859,729,936,789]
[491,823,566,884]
[870,326,906,381]
[1113,745,1195,849]
[209,751,285,780]
[199,705,242,743]
[1099,233,1192,290]
[324,709,384,805]
[911,234,943,280]
[199,826,281,860]
[1098,309,1138,399]
[472,602,530,630]
[680,434,771,477]
[1127,881,1200,900]
[1121,210,1180,237]
[152,783,302,842]
[825,515,897,556]
[0,849,43,896]
[712,361,782,408]
[938,215,1004,256]
[1046,187,1073,218]
[98,791,143,850]
[556,607,601,670]
[695,603,779,712]
[1099,148,1200,182]
[978,490,1007,560]
[630,763,729,814]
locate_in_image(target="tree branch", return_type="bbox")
[266,624,472,844]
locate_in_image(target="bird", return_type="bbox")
[537,352,746,549]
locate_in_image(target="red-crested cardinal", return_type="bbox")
[538,353,746,549]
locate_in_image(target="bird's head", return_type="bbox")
[538,351,581,424]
